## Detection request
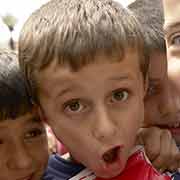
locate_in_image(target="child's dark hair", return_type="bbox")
[19,0,149,104]
[128,0,166,53]
[0,49,32,120]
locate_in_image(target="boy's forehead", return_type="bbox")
[39,49,140,74]
[37,49,143,98]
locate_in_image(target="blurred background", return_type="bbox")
[0,0,135,50]
[0,0,50,50]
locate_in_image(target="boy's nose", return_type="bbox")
[92,107,117,142]
[7,143,33,170]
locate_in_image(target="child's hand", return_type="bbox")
[136,126,180,172]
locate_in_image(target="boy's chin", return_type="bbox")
[93,164,125,179]
[93,154,127,178]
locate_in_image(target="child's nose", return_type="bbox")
[92,107,117,142]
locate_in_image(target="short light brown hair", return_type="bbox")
[129,0,166,53]
[19,0,149,103]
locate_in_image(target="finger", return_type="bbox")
[142,127,162,161]
[168,139,179,172]
[152,129,172,170]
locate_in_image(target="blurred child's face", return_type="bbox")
[0,112,49,180]
[144,52,180,145]
[168,60,180,145]
[38,49,145,178]
[163,0,180,145]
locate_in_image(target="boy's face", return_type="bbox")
[0,112,49,180]
[144,52,180,145]
[38,49,145,178]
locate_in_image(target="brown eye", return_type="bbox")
[25,128,44,139]
[147,85,156,96]
[64,99,84,113]
[111,89,129,102]
[146,81,161,96]
[69,102,80,111]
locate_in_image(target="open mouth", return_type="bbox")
[102,146,121,164]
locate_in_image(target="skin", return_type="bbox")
[122,0,180,173]
[163,0,180,146]
[141,51,180,170]
[168,59,180,146]
[144,52,180,133]
[37,49,146,178]
[144,52,169,128]
[0,112,49,180]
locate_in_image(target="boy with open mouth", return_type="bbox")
[18,0,171,179]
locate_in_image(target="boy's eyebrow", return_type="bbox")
[164,22,180,36]
[56,75,133,98]
[56,85,81,98]
[108,75,134,81]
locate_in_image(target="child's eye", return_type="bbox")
[111,89,129,102]
[147,86,156,96]
[25,128,44,139]
[146,83,161,96]
[170,34,180,46]
[64,99,86,114]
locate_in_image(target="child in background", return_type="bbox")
[0,49,49,180]
[163,0,180,178]
[129,0,180,172]
[163,0,180,149]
